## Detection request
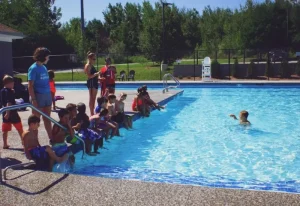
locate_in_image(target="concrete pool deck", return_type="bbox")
[1,88,300,205]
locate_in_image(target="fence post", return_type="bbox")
[267,50,270,81]
[244,50,246,64]
[197,50,199,65]
[72,67,74,81]
[194,51,196,81]
[215,50,218,60]
[228,49,231,80]
[127,54,129,79]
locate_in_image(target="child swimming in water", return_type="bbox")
[230,110,251,125]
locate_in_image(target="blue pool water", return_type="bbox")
[72,87,300,193]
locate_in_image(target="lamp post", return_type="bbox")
[287,0,297,46]
[161,1,173,80]
[80,0,85,60]
[96,31,99,69]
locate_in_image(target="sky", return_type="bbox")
[53,0,265,24]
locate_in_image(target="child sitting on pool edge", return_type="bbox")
[23,115,69,171]
[71,103,103,155]
[230,110,251,125]
[51,109,75,166]
[95,97,119,139]
[132,87,150,117]
[115,92,133,129]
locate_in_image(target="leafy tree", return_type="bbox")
[0,0,66,56]
[85,19,110,53]
[139,1,161,60]
[0,0,61,37]
[181,9,202,50]
[60,18,84,57]
[103,3,125,43]
[122,3,142,54]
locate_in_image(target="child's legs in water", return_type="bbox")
[84,139,92,154]
[93,139,101,153]
[45,146,68,171]
[106,122,118,137]
[128,117,133,128]
[123,119,129,129]
[111,121,120,136]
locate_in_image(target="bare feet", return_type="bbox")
[3,145,10,149]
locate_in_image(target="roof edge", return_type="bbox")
[0,31,25,38]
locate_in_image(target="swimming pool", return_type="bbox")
[71,86,300,193]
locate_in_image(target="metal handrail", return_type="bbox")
[0,103,86,183]
[163,73,180,92]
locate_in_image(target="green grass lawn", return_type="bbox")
[16,63,166,82]
[15,58,253,82]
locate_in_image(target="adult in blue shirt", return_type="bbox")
[28,47,52,140]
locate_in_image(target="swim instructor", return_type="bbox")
[28,47,52,140]
[85,51,100,116]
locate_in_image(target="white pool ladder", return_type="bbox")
[162,73,180,93]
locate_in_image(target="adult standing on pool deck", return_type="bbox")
[84,51,100,116]
[28,47,52,140]
[100,57,116,96]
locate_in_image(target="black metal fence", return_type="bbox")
[12,49,300,81]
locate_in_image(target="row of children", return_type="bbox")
[0,75,70,171]
[0,74,114,171]
[132,85,165,117]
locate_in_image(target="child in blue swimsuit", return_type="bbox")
[72,103,102,155]
[23,115,69,171]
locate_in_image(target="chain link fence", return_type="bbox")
[12,49,300,82]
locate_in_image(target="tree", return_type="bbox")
[139,1,161,60]
[181,9,202,50]
[0,0,61,37]
[103,3,125,43]
[85,19,110,53]
[60,18,83,57]
[0,0,65,56]
[122,3,142,54]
